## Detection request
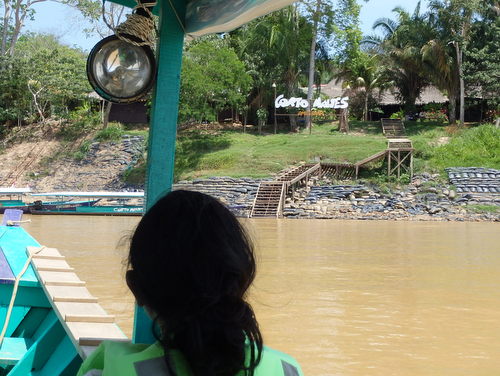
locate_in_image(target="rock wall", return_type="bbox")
[29,135,145,192]
[174,177,263,217]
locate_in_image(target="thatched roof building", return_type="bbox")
[320,80,448,105]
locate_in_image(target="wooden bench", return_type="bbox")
[381,118,406,138]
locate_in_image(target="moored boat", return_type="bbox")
[0,188,31,214]
[30,192,144,216]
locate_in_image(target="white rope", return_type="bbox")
[115,8,156,47]
[5,220,31,227]
[103,0,158,47]
[0,246,46,347]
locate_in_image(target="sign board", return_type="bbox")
[275,95,349,109]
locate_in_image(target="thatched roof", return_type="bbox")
[320,79,448,105]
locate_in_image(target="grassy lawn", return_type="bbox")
[120,120,499,183]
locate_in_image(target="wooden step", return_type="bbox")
[26,245,128,359]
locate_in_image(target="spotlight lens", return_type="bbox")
[88,36,156,103]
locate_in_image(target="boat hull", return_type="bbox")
[30,205,143,216]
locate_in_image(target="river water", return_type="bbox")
[23,216,500,376]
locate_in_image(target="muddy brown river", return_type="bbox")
[23,216,500,375]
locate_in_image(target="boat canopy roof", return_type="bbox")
[107,0,297,37]
[31,191,144,198]
[0,188,31,194]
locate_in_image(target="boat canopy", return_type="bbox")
[31,191,144,198]
[106,0,297,37]
[0,187,31,194]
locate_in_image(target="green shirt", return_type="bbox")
[77,340,303,376]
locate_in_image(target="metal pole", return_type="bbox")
[272,83,277,134]
[133,0,186,344]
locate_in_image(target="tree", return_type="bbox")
[0,33,90,123]
[1,0,100,56]
[463,1,500,116]
[336,52,386,121]
[363,2,432,113]
[423,0,481,124]
[230,6,312,129]
[301,0,366,131]
[179,38,252,124]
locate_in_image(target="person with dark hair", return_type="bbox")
[77,190,303,376]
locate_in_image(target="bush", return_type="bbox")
[389,109,404,119]
[59,104,101,141]
[73,140,92,161]
[428,124,500,169]
[95,123,123,142]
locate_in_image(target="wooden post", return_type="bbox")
[410,150,414,179]
[397,150,401,178]
[387,151,391,178]
[133,0,186,345]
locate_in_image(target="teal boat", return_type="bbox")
[0,189,32,214]
[30,192,144,216]
[0,0,296,373]
[0,189,96,215]
[0,209,127,374]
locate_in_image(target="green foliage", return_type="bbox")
[463,3,500,110]
[389,109,404,119]
[229,6,312,109]
[336,52,388,120]
[466,204,499,214]
[95,123,124,142]
[179,39,252,123]
[57,104,101,141]
[0,33,90,124]
[73,140,92,160]
[426,124,500,169]
[256,108,268,122]
[362,2,432,112]
[122,162,147,186]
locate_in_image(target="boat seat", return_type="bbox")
[1,209,24,226]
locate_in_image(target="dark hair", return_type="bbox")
[128,190,263,376]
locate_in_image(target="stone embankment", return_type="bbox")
[282,172,498,221]
[173,170,499,222]
[27,135,145,191]
[174,177,263,217]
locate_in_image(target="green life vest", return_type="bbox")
[77,340,303,376]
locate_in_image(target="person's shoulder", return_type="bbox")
[259,346,303,376]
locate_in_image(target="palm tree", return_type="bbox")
[336,52,387,121]
[424,0,481,124]
[362,2,431,113]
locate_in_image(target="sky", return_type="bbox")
[23,0,430,52]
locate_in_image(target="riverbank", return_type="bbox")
[173,171,499,222]
[0,122,497,221]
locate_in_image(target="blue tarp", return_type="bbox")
[185,0,297,36]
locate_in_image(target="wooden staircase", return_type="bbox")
[276,163,321,184]
[250,182,286,218]
[250,163,321,218]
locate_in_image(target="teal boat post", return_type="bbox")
[133,0,187,344]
